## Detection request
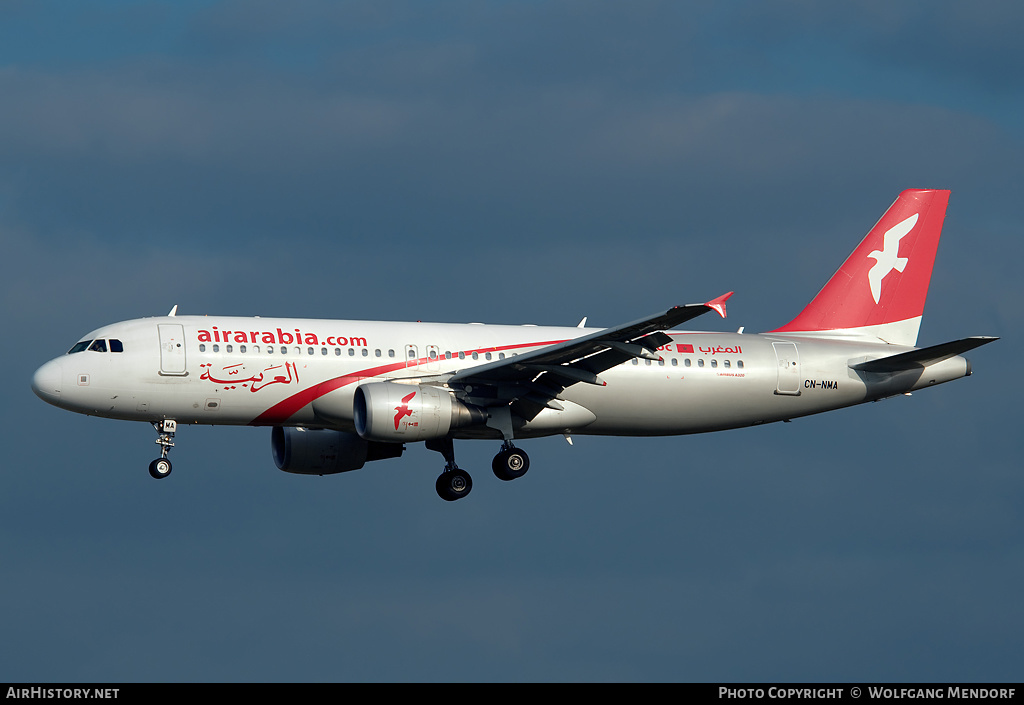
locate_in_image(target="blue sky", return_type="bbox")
[2,1,1021,682]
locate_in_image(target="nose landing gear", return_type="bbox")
[149,419,176,479]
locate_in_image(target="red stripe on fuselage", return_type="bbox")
[249,338,568,425]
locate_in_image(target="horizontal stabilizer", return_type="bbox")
[850,336,998,373]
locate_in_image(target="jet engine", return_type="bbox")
[271,426,403,475]
[354,382,487,442]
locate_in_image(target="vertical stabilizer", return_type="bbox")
[770,189,950,346]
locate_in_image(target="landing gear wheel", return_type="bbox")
[427,438,473,501]
[492,446,530,481]
[436,468,473,501]
[150,420,176,480]
[149,458,172,480]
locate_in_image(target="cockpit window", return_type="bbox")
[68,340,92,354]
[88,339,108,353]
[109,339,124,353]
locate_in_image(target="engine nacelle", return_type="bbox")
[271,426,403,475]
[353,382,487,442]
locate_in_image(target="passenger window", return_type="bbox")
[697,359,704,368]
[199,344,207,352]
[389,349,395,358]
[361,349,368,357]
[458,351,465,360]
[88,339,107,353]
[240,345,247,353]
[375,349,381,357]
[109,339,124,353]
[738,360,744,369]
[213,344,220,353]
[485,353,492,361]
[671,358,677,367]
[710,359,717,368]
[226,344,233,353]
[684,359,691,367]
[724,360,730,368]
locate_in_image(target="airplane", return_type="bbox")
[31,189,997,501]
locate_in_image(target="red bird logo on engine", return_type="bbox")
[394,391,417,430]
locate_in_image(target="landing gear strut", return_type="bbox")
[492,441,530,481]
[149,419,176,479]
[427,438,473,501]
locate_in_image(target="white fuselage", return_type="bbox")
[31,314,970,438]
[27,190,992,499]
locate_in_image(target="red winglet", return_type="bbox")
[705,291,734,319]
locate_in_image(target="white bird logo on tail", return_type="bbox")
[867,213,917,304]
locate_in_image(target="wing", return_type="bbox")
[448,292,733,418]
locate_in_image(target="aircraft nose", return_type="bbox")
[31,358,62,403]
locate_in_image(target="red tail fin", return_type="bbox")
[771,189,950,346]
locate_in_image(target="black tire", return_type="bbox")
[149,458,172,480]
[436,468,472,501]
[492,448,530,481]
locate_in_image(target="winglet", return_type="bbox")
[705,292,734,319]
[168,305,178,317]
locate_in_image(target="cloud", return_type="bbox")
[1,60,1018,248]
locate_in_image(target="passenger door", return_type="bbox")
[158,324,187,376]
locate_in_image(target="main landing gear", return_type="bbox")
[492,441,530,481]
[427,438,471,501]
[427,438,531,501]
[148,419,176,479]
